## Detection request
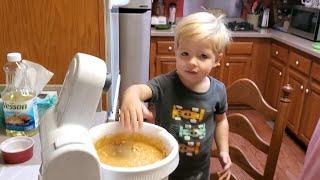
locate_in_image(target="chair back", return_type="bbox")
[211,78,292,180]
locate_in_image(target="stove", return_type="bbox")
[226,21,255,31]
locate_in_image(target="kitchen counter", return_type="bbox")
[0,111,107,180]
[151,28,320,59]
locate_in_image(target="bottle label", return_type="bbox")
[3,97,39,131]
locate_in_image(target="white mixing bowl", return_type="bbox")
[89,122,179,180]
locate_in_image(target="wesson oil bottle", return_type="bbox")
[1,52,39,136]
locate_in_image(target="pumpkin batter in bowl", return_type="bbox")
[95,132,168,167]
[90,122,179,180]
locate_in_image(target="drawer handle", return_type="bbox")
[168,46,173,51]
[305,88,309,94]
[295,60,299,65]
[275,51,279,55]
[279,72,282,76]
[226,63,230,67]
[300,85,304,90]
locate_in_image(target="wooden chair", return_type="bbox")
[210,78,292,180]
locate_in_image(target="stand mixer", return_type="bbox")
[38,53,111,180]
[38,53,179,180]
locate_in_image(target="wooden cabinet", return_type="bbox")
[265,41,320,145]
[150,37,176,78]
[265,43,289,109]
[265,58,286,108]
[285,68,308,134]
[222,42,253,87]
[285,51,311,134]
[298,62,320,144]
[150,37,254,87]
[0,0,105,84]
[156,56,176,75]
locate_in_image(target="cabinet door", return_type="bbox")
[0,0,104,84]
[264,58,285,109]
[285,69,308,134]
[156,56,176,76]
[298,81,320,145]
[222,56,251,87]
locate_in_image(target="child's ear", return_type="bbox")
[213,53,223,67]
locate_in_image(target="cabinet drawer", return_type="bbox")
[226,42,253,55]
[157,41,175,55]
[311,61,320,82]
[289,51,311,75]
[271,43,289,63]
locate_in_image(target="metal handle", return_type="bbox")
[295,60,299,65]
[306,88,309,94]
[300,85,304,90]
[279,72,282,76]
[275,51,279,55]
[168,46,173,51]
[226,63,230,67]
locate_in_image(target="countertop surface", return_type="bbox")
[0,111,108,180]
[151,27,320,59]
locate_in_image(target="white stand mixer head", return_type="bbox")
[39,53,108,180]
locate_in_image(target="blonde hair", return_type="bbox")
[174,12,231,55]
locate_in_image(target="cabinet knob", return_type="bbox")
[306,88,309,94]
[275,51,279,55]
[226,63,230,67]
[216,63,220,67]
[295,60,299,65]
[279,72,282,76]
[168,46,173,51]
[300,85,304,90]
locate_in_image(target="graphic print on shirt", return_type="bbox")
[172,105,206,156]
[172,105,205,123]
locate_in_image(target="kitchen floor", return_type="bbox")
[210,109,306,180]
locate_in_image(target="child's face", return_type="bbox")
[175,38,220,84]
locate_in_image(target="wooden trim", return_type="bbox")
[226,42,253,55]
[98,0,106,60]
[150,39,157,79]
[311,61,320,83]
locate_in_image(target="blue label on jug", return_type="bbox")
[3,98,39,131]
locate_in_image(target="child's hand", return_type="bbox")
[119,94,153,131]
[217,151,232,180]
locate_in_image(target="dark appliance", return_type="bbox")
[288,5,320,41]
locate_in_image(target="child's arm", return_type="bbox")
[215,112,232,179]
[215,113,229,153]
[120,84,153,131]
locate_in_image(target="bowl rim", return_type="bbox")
[0,136,34,153]
[90,122,179,173]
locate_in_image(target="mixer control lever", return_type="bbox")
[103,72,112,92]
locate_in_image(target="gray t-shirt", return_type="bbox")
[146,71,228,178]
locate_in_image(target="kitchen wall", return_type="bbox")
[182,0,205,16]
[182,0,274,18]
